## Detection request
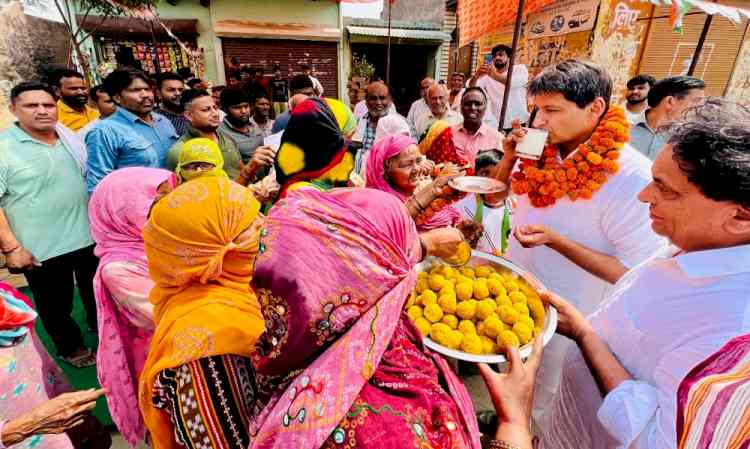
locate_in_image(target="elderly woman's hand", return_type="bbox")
[478,337,543,442]
[419,227,465,260]
[1,389,105,446]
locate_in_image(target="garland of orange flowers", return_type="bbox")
[511,105,630,208]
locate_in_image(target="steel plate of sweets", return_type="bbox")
[407,251,557,363]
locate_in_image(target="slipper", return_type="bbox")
[59,348,96,368]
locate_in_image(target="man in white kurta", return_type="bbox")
[491,60,666,415]
[538,98,750,449]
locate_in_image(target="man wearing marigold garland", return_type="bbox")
[489,60,666,416]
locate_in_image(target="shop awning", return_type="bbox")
[346,25,451,42]
[77,16,199,40]
[214,20,340,41]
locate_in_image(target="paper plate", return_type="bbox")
[415,251,557,364]
[449,176,507,194]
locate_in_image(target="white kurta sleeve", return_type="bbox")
[596,380,659,449]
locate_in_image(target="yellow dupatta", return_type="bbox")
[138,177,264,449]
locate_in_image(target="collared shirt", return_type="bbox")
[539,243,750,449]
[166,125,244,179]
[625,106,646,125]
[85,107,177,192]
[219,118,264,163]
[0,124,93,261]
[414,109,463,138]
[629,111,666,161]
[451,122,504,163]
[406,98,430,136]
[475,64,530,129]
[249,116,275,138]
[155,107,189,137]
[508,146,666,417]
[57,100,99,132]
[354,115,378,175]
[354,111,408,175]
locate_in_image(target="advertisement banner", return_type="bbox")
[526,0,599,39]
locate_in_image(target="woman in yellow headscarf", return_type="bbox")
[138,176,265,449]
[175,137,228,183]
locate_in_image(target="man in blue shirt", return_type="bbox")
[85,68,177,192]
[628,76,705,161]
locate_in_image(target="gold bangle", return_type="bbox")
[488,440,522,449]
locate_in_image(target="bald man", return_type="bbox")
[406,77,435,136]
[354,81,408,173]
[414,83,463,137]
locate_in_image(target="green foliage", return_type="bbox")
[351,54,375,81]
[74,0,159,18]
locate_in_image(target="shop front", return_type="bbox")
[77,15,206,78]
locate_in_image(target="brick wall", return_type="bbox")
[221,38,338,98]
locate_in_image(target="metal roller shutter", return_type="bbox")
[639,5,747,96]
[221,38,339,99]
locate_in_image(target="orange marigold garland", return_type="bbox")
[511,105,630,208]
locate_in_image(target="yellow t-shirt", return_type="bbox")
[57,100,99,132]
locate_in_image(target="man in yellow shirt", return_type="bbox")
[51,69,99,132]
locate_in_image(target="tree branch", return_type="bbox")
[73,3,95,41]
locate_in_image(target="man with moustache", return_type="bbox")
[0,82,98,367]
[414,83,463,137]
[154,72,188,135]
[166,89,243,179]
[470,44,529,131]
[624,74,655,124]
[452,87,503,163]
[85,68,178,192]
[406,77,435,135]
[354,81,407,173]
[51,69,99,132]
[218,87,274,182]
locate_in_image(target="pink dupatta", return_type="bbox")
[89,167,175,447]
[249,187,480,449]
[365,134,462,231]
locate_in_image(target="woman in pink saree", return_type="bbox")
[247,186,481,449]
[89,167,175,447]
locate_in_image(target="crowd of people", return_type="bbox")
[0,44,748,449]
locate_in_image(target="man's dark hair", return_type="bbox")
[253,91,270,102]
[627,74,656,89]
[290,74,314,93]
[219,86,250,109]
[157,72,184,89]
[462,86,487,103]
[48,69,84,88]
[647,76,705,108]
[491,44,512,58]
[662,98,750,208]
[89,85,106,102]
[176,67,194,80]
[528,59,613,109]
[102,68,150,98]
[10,81,57,104]
[180,88,211,109]
[186,78,203,89]
[300,63,311,71]
[475,149,503,172]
